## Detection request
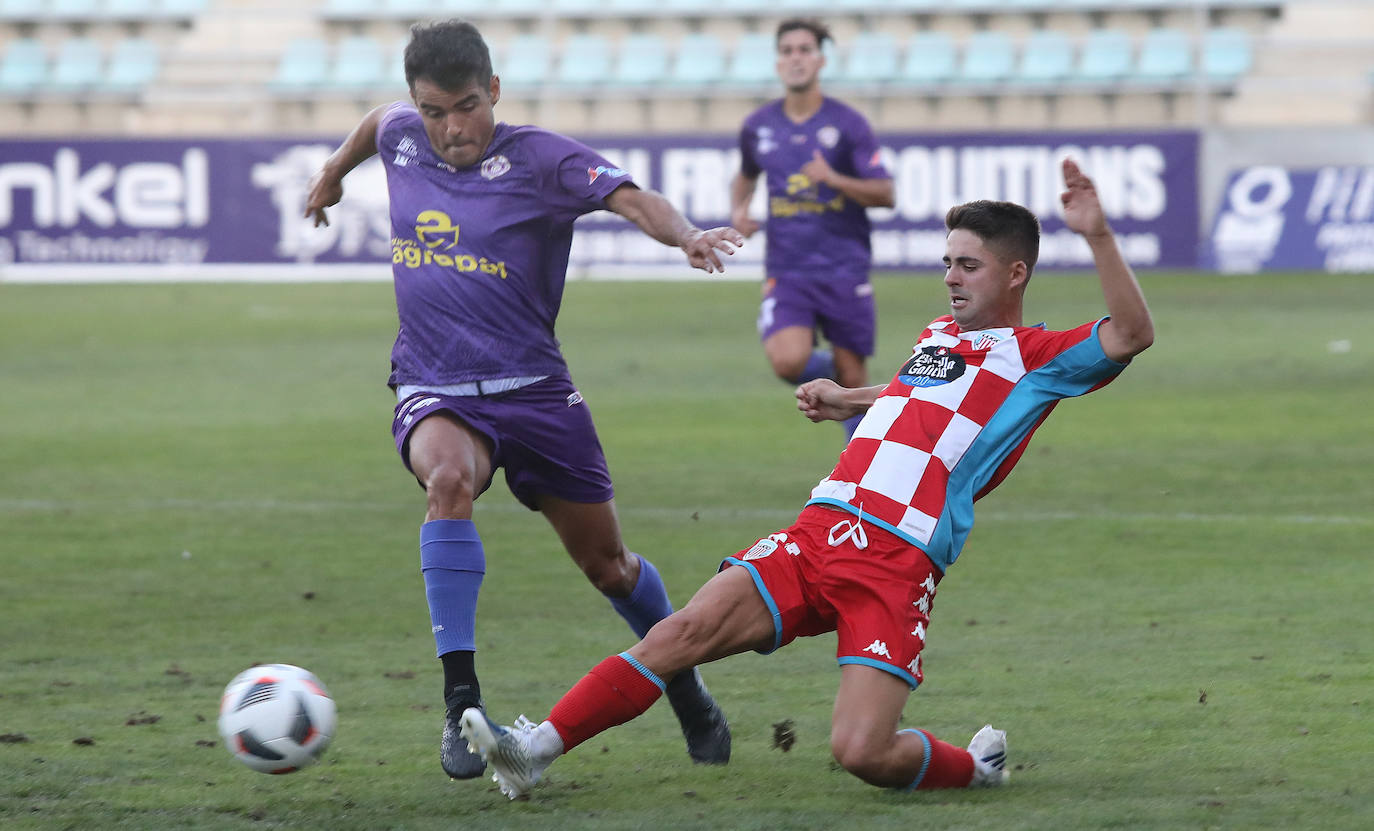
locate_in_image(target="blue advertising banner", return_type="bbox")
[1206,165,1374,273]
[0,130,1198,274]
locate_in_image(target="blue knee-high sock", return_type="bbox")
[607,554,674,638]
[793,348,835,384]
[420,519,485,658]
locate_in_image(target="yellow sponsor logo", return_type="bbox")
[769,194,847,218]
[393,209,509,278]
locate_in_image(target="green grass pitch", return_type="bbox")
[1,271,1371,830]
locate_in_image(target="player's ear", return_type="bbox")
[488,74,501,107]
[1008,260,1029,290]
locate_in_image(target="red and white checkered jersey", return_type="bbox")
[806,315,1126,572]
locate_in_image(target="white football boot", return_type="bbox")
[459,709,554,799]
[967,724,1009,787]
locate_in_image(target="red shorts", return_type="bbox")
[720,505,942,689]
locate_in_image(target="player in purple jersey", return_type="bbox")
[730,18,895,439]
[302,20,742,783]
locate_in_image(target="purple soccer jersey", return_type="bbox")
[377,104,633,387]
[738,97,890,277]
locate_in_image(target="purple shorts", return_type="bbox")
[391,375,614,510]
[756,272,876,356]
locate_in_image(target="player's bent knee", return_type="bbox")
[578,551,636,596]
[641,611,717,666]
[829,732,894,786]
[422,463,480,517]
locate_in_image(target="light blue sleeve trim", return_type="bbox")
[899,728,933,791]
[720,557,783,654]
[837,656,920,689]
[617,652,666,692]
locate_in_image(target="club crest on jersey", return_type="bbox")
[415,210,459,249]
[756,126,776,154]
[480,155,511,180]
[817,125,839,148]
[898,345,967,388]
[587,165,629,185]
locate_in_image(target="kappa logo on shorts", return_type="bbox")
[862,640,892,658]
[566,391,584,407]
[898,345,967,388]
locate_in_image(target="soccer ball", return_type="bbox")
[217,663,336,774]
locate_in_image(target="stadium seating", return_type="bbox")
[959,31,1016,84]
[840,31,899,86]
[611,33,670,88]
[1075,29,1134,84]
[1202,27,1253,83]
[899,32,957,86]
[271,38,330,93]
[554,33,613,89]
[1017,30,1074,85]
[724,33,776,88]
[1134,28,1193,83]
[496,33,552,91]
[0,37,45,95]
[102,38,160,94]
[330,35,388,92]
[670,32,727,88]
[48,38,104,93]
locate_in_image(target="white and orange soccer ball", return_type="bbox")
[217,663,336,774]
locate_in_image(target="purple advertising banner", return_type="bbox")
[1205,165,1374,273]
[0,130,1198,273]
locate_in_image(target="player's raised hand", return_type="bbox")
[1060,158,1110,238]
[304,170,345,228]
[681,226,745,273]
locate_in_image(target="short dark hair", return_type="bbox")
[945,200,1041,276]
[404,19,492,91]
[776,18,831,49]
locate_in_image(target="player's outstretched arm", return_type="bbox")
[1060,158,1155,363]
[728,172,761,238]
[605,185,745,274]
[305,104,389,228]
[796,378,885,423]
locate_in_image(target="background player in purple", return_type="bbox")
[730,18,895,438]
[302,19,742,782]
[459,159,1155,801]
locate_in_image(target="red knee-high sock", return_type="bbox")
[906,729,976,790]
[547,653,665,752]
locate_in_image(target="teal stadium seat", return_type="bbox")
[49,38,104,93]
[497,34,552,90]
[959,31,1015,84]
[1202,28,1252,83]
[50,0,100,19]
[271,38,329,92]
[104,0,160,20]
[1017,30,1074,84]
[102,38,160,93]
[841,31,899,85]
[611,33,670,87]
[331,35,388,91]
[1134,28,1193,82]
[723,33,774,87]
[555,34,613,88]
[0,0,46,22]
[670,33,727,87]
[900,31,956,85]
[156,0,208,19]
[1075,29,1133,84]
[0,38,46,95]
